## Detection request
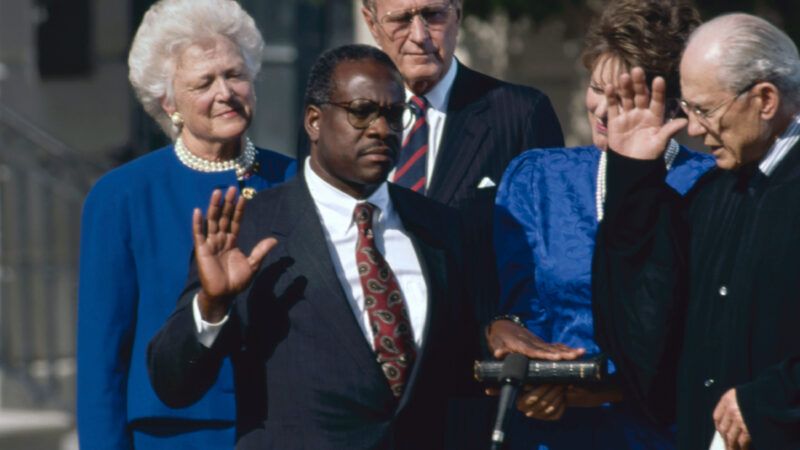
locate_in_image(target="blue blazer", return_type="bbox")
[147,176,480,449]
[77,146,295,449]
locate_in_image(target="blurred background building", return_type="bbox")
[0,0,796,448]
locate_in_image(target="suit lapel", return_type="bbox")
[262,180,451,408]
[267,177,385,378]
[389,187,449,411]
[428,65,491,204]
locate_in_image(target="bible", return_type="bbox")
[474,354,608,385]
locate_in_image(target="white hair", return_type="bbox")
[128,0,264,138]
[690,13,800,109]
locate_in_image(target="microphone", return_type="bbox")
[490,353,529,450]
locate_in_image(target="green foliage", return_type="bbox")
[463,0,574,22]
[461,0,800,44]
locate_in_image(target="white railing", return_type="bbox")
[0,104,105,414]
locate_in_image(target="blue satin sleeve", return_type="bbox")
[494,155,551,341]
[494,146,713,352]
[493,145,713,450]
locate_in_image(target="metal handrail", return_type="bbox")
[0,103,107,193]
[0,103,103,413]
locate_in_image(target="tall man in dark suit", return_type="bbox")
[147,44,479,449]
[360,0,565,326]
[360,0,564,203]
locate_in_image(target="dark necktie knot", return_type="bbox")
[354,203,377,236]
[409,95,428,117]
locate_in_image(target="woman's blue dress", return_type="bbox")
[493,145,714,450]
[77,146,295,450]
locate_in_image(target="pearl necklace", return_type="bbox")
[174,136,256,180]
[595,139,680,222]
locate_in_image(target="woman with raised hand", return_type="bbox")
[77,1,295,448]
[488,0,714,448]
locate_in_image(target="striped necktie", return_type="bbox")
[393,95,429,194]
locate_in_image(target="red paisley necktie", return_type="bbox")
[353,202,417,398]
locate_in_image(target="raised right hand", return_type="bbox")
[194,187,277,322]
[605,67,688,160]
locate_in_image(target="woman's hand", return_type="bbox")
[516,384,568,420]
[605,67,687,160]
[194,187,276,322]
[514,383,624,421]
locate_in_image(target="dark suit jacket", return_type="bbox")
[435,64,565,330]
[593,148,800,449]
[147,176,480,449]
[428,63,564,211]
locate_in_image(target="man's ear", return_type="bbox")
[755,81,780,120]
[361,6,381,42]
[305,105,321,143]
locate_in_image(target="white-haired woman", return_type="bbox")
[77,1,295,448]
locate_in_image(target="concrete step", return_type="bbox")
[0,409,74,450]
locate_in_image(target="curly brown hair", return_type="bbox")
[581,0,701,99]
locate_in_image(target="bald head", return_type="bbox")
[682,13,800,108]
[678,13,800,170]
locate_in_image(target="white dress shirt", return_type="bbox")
[194,160,429,350]
[393,59,458,189]
[759,113,800,176]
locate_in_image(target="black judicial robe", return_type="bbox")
[592,145,800,450]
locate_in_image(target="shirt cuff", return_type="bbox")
[192,293,229,348]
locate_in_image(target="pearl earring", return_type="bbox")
[170,112,184,128]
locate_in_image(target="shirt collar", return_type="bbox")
[405,58,458,112]
[758,112,800,177]
[303,157,393,232]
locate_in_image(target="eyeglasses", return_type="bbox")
[377,2,455,40]
[679,82,757,126]
[322,99,412,131]
[664,98,686,120]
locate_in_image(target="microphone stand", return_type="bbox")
[489,353,528,450]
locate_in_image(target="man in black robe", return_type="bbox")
[593,13,800,450]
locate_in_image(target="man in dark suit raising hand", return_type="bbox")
[147,44,480,449]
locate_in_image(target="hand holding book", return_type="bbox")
[484,316,614,420]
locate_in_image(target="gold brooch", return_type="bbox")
[241,187,257,200]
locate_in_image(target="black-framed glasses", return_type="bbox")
[377,2,455,40]
[322,99,413,131]
[679,82,758,125]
